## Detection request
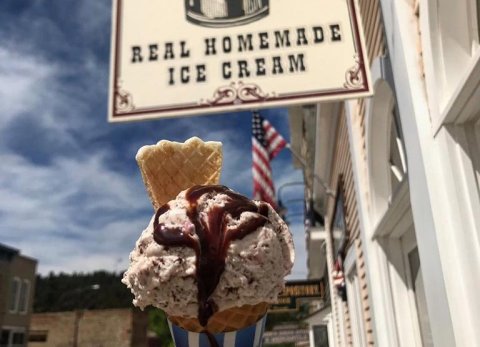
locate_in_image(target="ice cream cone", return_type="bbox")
[136,136,223,210]
[167,305,268,347]
[124,137,293,347]
[168,302,269,333]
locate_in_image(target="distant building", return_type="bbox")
[0,243,37,347]
[28,308,148,347]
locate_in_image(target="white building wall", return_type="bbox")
[374,0,480,345]
[300,1,480,345]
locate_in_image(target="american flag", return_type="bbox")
[252,111,287,209]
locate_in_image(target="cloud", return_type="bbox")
[0,44,100,166]
[0,151,151,274]
[0,47,59,129]
[0,1,308,279]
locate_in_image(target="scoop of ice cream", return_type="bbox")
[122,185,294,324]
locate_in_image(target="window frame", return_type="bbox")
[402,236,434,347]
[329,175,349,259]
[0,327,26,347]
[344,246,368,347]
[420,0,480,131]
[8,277,21,314]
[18,279,30,315]
[28,330,48,343]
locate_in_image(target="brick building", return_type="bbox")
[28,308,148,347]
[0,243,37,347]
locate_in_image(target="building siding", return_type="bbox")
[334,0,386,345]
[2,256,37,328]
[0,247,37,346]
[29,308,147,347]
[326,109,375,346]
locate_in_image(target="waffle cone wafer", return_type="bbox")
[136,137,222,209]
[168,302,269,334]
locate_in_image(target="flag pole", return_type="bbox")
[285,143,336,198]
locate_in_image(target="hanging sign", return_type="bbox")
[109,0,372,122]
[270,279,326,312]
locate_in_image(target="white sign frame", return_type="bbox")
[109,0,371,122]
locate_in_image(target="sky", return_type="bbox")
[0,0,307,279]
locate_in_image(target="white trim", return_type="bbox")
[388,1,480,344]
[308,328,315,347]
[401,235,435,346]
[372,179,410,239]
[365,67,395,223]
[334,297,347,347]
[400,232,425,347]
[434,50,480,132]
[304,309,333,347]
[375,184,423,347]
[326,314,334,347]
[344,246,368,347]
[382,234,420,347]
[420,0,480,131]
[345,59,401,347]
[417,0,480,336]
[380,1,456,345]
[324,215,344,347]
[430,124,480,344]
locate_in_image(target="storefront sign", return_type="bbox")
[270,279,326,311]
[109,0,371,122]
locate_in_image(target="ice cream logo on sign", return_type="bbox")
[185,0,269,28]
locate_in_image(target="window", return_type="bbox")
[1,330,9,347]
[389,109,407,196]
[0,329,26,347]
[8,278,20,313]
[312,325,329,347]
[28,331,48,343]
[366,64,434,345]
[7,278,29,314]
[11,332,24,347]
[18,280,30,314]
[330,177,348,303]
[407,248,433,346]
[421,0,480,125]
[331,177,348,258]
[399,231,434,347]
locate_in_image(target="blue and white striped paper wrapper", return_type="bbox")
[168,315,267,347]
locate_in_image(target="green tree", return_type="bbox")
[148,308,174,347]
[33,271,133,312]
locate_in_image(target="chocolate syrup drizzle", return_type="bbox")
[153,185,269,334]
